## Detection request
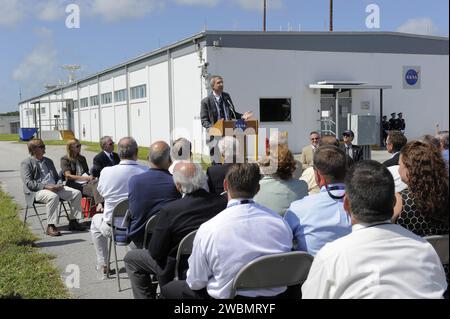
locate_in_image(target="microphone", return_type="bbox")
[227,99,238,120]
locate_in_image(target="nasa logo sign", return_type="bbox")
[405,69,419,86]
[234,119,247,131]
[403,66,421,89]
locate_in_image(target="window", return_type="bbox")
[40,107,46,114]
[101,92,112,105]
[259,98,292,122]
[73,101,78,109]
[130,84,147,100]
[114,89,127,103]
[90,95,99,106]
[80,98,89,108]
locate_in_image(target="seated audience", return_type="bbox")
[341,130,363,162]
[161,163,293,299]
[168,138,192,174]
[61,139,103,209]
[268,132,302,178]
[91,136,120,178]
[254,144,308,216]
[394,141,449,236]
[300,131,321,170]
[382,130,407,167]
[419,134,441,150]
[90,137,147,279]
[127,141,181,248]
[436,130,449,166]
[302,161,447,299]
[124,162,227,299]
[206,136,239,195]
[285,145,351,255]
[21,139,85,236]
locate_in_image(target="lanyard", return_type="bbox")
[364,222,392,229]
[324,184,345,201]
[227,199,254,208]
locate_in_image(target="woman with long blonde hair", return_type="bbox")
[61,139,103,212]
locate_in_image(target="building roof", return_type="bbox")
[19,31,448,104]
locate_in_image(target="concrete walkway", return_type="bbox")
[0,141,149,299]
[0,141,391,299]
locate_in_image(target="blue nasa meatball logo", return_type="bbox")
[234,119,247,131]
[405,69,419,86]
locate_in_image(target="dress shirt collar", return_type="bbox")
[213,91,222,100]
[227,198,254,208]
[104,150,113,157]
[319,183,345,193]
[119,159,139,165]
[390,151,400,159]
[352,219,392,232]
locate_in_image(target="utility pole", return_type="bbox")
[263,0,267,31]
[329,0,333,31]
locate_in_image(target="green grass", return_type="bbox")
[0,134,19,141]
[0,190,70,299]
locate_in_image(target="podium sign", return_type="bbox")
[208,119,259,162]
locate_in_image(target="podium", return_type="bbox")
[208,119,259,162]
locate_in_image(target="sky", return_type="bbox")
[0,0,448,113]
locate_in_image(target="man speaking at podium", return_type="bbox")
[200,76,253,163]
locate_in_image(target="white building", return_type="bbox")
[19,31,449,154]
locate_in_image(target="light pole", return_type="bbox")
[263,0,267,32]
[330,0,333,31]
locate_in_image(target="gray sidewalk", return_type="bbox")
[0,141,149,299]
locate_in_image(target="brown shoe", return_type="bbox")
[68,220,87,231]
[46,225,61,237]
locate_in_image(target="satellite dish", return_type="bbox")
[61,65,81,83]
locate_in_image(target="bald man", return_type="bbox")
[124,162,227,299]
[127,141,181,248]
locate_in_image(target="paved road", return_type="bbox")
[0,141,150,299]
[0,141,391,299]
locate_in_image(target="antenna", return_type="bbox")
[45,84,58,91]
[61,65,81,83]
[263,0,267,32]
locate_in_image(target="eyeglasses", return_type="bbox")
[108,142,114,146]
[75,144,81,148]
[311,138,320,141]
[37,145,46,149]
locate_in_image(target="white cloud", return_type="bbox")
[174,0,220,6]
[12,27,58,90]
[0,0,26,27]
[87,0,164,22]
[233,0,283,11]
[397,17,440,36]
[35,0,66,21]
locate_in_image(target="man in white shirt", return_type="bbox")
[161,163,293,299]
[90,137,147,279]
[302,160,447,299]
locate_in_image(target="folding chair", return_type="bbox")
[229,251,314,298]
[24,198,71,234]
[106,198,129,292]
[142,213,160,250]
[174,230,197,280]
[424,234,449,264]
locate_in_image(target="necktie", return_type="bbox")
[109,153,115,163]
[218,96,226,120]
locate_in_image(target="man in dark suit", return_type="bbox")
[200,76,252,163]
[127,141,181,248]
[388,113,398,131]
[398,112,406,133]
[341,130,363,162]
[206,136,240,195]
[124,162,227,299]
[382,130,407,167]
[91,136,120,178]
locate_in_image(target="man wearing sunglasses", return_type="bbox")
[300,131,321,170]
[20,139,84,236]
[91,136,120,178]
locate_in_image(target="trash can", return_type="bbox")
[19,128,38,141]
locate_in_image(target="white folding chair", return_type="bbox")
[424,234,449,264]
[229,251,314,298]
[106,198,129,292]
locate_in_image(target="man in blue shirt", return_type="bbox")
[284,145,352,256]
[127,141,181,248]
